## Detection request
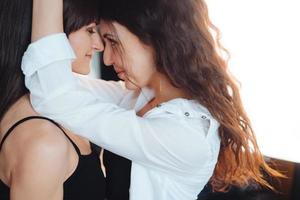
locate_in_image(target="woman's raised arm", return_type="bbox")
[32,0,63,41]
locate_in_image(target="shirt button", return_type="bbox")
[184,112,190,117]
[201,115,207,119]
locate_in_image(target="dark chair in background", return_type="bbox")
[197,184,280,200]
[197,160,300,200]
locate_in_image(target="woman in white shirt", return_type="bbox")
[22,0,282,199]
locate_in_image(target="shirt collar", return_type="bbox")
[134,87,215,120]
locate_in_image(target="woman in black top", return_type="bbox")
[0,0,107,199]
[0,116,106,200]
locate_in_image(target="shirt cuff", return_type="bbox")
[21,33,76,76]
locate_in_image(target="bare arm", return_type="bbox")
[32,0,63,41]
[9,123,70,200]
[30,0,131,104]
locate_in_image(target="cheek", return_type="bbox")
[69,36,91,57]
[121,42,156,85]
[128,62,155,87]
[70,40,82,57]
[135,56,156,81]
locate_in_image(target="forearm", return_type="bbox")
[32,0,63,42]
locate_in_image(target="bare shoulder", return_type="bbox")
[3,118,71,176]
[2,119,73,198]
[10,118,68,150]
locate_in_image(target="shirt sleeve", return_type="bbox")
[21,33,215,175]
[22,33,129,108]
[75,74,129,106]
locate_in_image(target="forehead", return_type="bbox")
[99,21,113,34]
[99,21,153,54]
[99,21,137,43]
[99,21,122,37]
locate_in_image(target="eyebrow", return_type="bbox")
[102,33,117,40]
[87,23,97,28]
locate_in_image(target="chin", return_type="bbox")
[125,80,140,91]
[74,69,90,75]
[81,69,91,75]
[72,65,91,75]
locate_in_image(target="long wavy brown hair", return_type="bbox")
[98,0,283,192]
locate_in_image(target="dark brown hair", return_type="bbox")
[98,0,283,192]
[63,0,101,35]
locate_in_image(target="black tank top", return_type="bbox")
[0,116,106,200]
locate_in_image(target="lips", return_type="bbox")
[115,70,125,74]
[113,68,125,79]
[85,51,94,58]
[114,66,125,74]
[117,72,126,80]
[86,54,92,59]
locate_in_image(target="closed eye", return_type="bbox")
[107,38,117,47]
[102,34,118,47]
[87,27,97,34]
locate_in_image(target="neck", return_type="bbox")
[148,73,190,104]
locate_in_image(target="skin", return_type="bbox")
[69,22,102,74]
[100,21,157,90]
[100,21,190,116]
[0,96,75,200]
[0,7,103,200]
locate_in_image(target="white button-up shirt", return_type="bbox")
[21,33,221,200]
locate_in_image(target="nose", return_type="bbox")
[92,32,104,53]
[102,44,114,66]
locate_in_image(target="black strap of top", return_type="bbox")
[0,116,81,155]
[90,142,101,155]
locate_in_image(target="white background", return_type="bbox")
[207,0,300,163]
